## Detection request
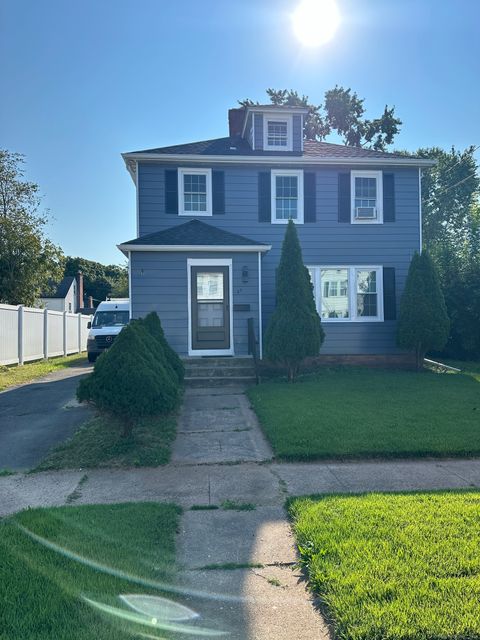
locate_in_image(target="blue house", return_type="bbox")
[119,104,434,363]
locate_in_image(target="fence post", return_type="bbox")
[63,311,67,356]
[78,313,82,353]
[18,305,24,365]
[43,308,49,359]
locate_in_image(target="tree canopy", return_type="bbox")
[0,150,63,306]
[63,256,128,305]
[240,87,402,151]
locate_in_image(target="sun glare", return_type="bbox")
[292,0,340,47]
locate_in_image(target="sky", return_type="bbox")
[1,0,479,265]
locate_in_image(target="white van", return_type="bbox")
[86,299,130,363]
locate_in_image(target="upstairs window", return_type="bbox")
[178,168,212,216]
[263,115,293,151]
[351,170,383,223]
[271,170,304,224]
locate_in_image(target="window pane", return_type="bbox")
[321,268,349,319]
[356,270,378,317]
[184,173,207,212]
[354,176,377,215]
[275,175,298,220]
[267,120,288,146]
[196,272,223,300]
[198,302,224,327]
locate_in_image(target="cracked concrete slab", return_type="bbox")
[0,470,85,517]
[178,506,295,569]
[208,464,281,506]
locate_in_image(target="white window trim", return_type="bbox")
[307,265,384,323]
[350,170,383,224]
[178,168,212,217]
[263,114,293,151]
[271,169,304,224]
[187,258,234,356]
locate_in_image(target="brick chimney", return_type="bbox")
[228,108,245,137]
[76,271,84,311]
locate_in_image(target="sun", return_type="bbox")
[292,0,340,47]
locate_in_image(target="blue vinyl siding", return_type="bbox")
[292,115,302,152]
[135,162,420,355]
[130,251,259,356]
[253,114,263,150]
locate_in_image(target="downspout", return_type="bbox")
[258,251,263,359]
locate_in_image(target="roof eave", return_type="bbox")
[122,152,436,168]
[118,243,272,257]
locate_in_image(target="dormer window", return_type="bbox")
[263,115,293,151]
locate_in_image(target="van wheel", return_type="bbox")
[87,353,97,363]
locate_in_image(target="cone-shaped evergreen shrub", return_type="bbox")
[77,321,180,437]
[142,311,185,383]
[265,220,324,381]
[397,251,450,370]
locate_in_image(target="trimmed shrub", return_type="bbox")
[397,251,450,370]
[265,220,324,381]
[77,321,179,437]
[142,311,185,383]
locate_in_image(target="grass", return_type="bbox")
[289,491,480,640]
[0,353,87,391]
[248,367,480,460]
[0,468,16,476]
[35,413,177,470]
[0,502,181,640]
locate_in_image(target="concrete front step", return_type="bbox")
[184,366,255,378]
[183,356,254,368]
[185,376,257,388]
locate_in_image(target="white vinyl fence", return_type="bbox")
[0,304,93,366]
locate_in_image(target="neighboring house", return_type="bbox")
[39,276,78,313]
[119,104,434,361]
[39,271,93,314]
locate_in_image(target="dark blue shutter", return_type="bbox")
[258,172,271,222]
[212,171,225,215]
[338,173,351,222]
[383,267,396,320]
[383,173,395,222]
[304,172,316,222]
[165,169,178,214]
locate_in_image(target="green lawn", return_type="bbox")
[0,353,87,392]
[35,413,177,471]
[248,367,480,460]
[289,492,480,640]
[0,503,182,640]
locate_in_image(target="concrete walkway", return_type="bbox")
[3,383,480,638]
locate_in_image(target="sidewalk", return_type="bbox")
[3,385,480,638]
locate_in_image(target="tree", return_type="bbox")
[264,220,324,381]
[77,321,180,438]
[63,256,128,305]
[0,150,63,305]
[418,146,479,256]
[240,87,401,151]
[397,252,450,370]
[142,311,185,384]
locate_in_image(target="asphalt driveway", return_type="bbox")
[0,362,93,471]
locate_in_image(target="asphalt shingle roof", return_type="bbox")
[40,276,75,299]
[121,219,268,247]
[129,136,417,160]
